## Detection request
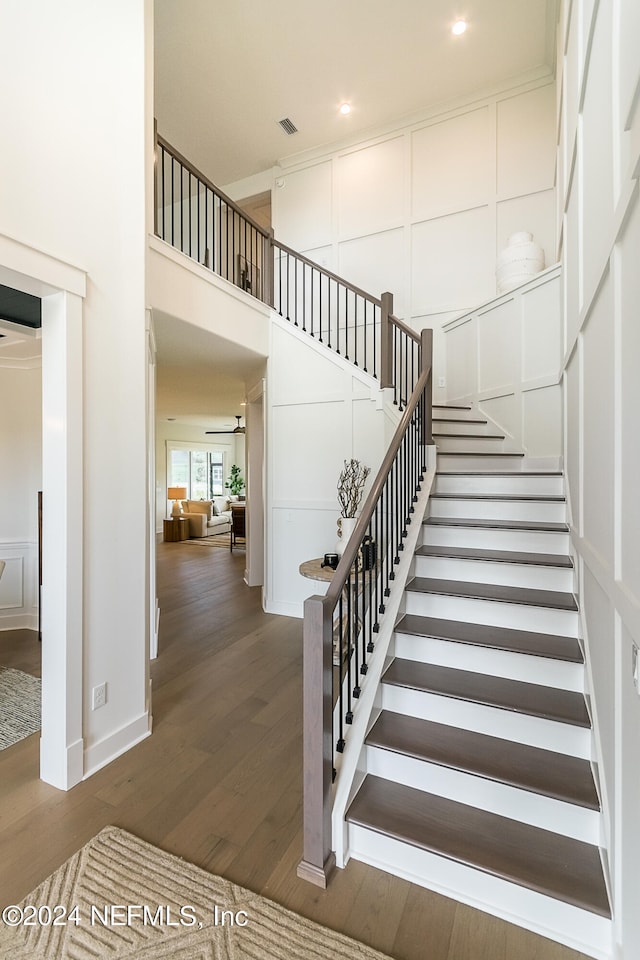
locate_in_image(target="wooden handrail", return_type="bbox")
[298,327,433,887]
[326,356,431,599]
[273,239,383,307]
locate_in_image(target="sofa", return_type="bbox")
[181,497,232,538]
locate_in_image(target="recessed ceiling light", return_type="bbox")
[339,103,351,116]
[452,19,467,35]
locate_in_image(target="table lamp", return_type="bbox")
[167,486,187,518]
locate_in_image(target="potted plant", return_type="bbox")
[336,458,370,554]
[225,464,245,499]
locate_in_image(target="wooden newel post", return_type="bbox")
[421,328,433,446]
[264,227,275,307]
[381,291,394,389]
[297,594,336,887]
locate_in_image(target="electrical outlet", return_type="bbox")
[437,377,446,388]
[92,682,107,710]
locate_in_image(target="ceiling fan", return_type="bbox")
[205,415,245,435]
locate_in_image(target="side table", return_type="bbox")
[163,517,190,542]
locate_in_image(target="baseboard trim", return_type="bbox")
[0,613,38,630]
[263,598,303,618]
[83,711,152,780]
[39,736,84,791]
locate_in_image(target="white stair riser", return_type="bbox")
[413,554,574,591]
[347,827,611,960]
[428,498,566,523]
[421,524,570,553]
[434,475,564,496]
[432,421,490,436]
[404,590,578,635]
[437,455,550,472]
[393,632,583,691]
[436,436,508,453]
[364,748,599,843]
[381,684,590,758]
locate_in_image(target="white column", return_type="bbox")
[39,290,84,790]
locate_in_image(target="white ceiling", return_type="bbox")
[155,0,558,186]
[153,311,265,429]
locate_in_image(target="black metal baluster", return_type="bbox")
[350,571,360,698]
[344,590,353,724]
[310,267,315,337]
[344,287,349,360]
[335,281,340,355]
[366,519,375,652]
[180,164,184,254]
[354,294,358,367]
[337,591,345,751]
[188,171,192,258]
[286,251,290,320]
[373,303,378,380]
[363,299,368,372]
[393,457,400,567]
[161,146,166,240]
[170,156,175,247]
[373,503,381,631]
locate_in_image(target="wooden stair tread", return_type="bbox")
[437,451,525,457]
[424,516,569,532]
[395,613,583,662]
[415,544,573,567]
[366,712,598,809]
[434,432,505,439]
[433,404,472,410]
[407,576,578,611]
[430,493,565,502]
[433,417,487,424]
[436,471,563,477]
[346,777,610,917]
[382,659,590,726]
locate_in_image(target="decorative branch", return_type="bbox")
[337,459,370,518]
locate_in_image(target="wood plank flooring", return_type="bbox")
[0,542,593,960]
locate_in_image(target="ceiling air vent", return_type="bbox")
[277,117,298,136]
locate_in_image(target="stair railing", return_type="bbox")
[154,131,422,398]
[297,328,433,888]
[155,132,274,303]
[272,240,383,380]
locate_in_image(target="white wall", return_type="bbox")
[0,363,42,630]
[443,265,563,460]
[558,1,640,956]
[266,317,386,617]
[237,77,558,401]
[0,0,153,782]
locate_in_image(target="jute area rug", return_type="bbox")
[0,666,41,750]
[0,826,392,959]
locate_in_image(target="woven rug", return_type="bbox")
[184,534,232,548]
[0,667,41,750]
[0,826,391,959]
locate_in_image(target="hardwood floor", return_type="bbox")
[0,542,593,960]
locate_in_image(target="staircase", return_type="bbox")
[344,404,611,958]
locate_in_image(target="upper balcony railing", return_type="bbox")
[154,131,421,402]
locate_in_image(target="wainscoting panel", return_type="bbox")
[0,540,38,630]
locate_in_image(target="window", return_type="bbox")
[168,445,225,500]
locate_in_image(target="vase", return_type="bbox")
[336,516,357,557]
[496,231,545,295]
